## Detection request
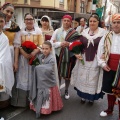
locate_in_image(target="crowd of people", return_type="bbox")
[0,2,120,120]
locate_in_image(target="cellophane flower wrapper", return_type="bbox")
[69,41,84,65]
[21,41,40,66]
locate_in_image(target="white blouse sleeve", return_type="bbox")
[97,35,107,68]
[50,29,61,48]
[13,31,21,48]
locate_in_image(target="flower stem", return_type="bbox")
[81,59,84,65]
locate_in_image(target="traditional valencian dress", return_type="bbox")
[0,21,20,108]
[0,32,14,108]
[71,27,106,101]
[11,27,43,107]
[30,53,63,118]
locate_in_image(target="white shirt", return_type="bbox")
[97,32,120,68]
[50,28,70,48]
[76,25,87,34]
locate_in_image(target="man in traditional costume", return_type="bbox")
[50,15,80,99]
[97,13,120,119]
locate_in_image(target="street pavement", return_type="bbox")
[0,85,119,120]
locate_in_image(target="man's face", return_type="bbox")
[112,20,120,34]
[62,18,71,29]
[80,18,85,26]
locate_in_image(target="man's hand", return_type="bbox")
[61,41,70,47]
[103,65,111,72]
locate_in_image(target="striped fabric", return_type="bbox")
[58,29,80,79]
[104,31,113,62]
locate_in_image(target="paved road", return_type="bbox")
[0,85,119,120]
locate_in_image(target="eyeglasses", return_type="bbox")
[112,21,120,24]
[24,18,34,21]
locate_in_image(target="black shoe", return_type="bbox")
[81,99,86,104]
[88,101,94,105]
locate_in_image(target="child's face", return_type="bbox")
[42,44,52,56]
[0,17,5,31]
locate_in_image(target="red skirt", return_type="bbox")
[30,86,63,115]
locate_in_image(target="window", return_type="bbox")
[24,0,27,4]
[80,1,85,13]
[59,0,64,3]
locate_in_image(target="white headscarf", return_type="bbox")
[40,15,52,30]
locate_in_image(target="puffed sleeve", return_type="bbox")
[36,27,44,47]
[97,35,107,68]
[50,29,61,48]
[13,31,21,47]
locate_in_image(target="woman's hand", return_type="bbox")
[23,52,32,59]
[13,62,18,72]
[30,49,40,57]
[75,54,83,60]
[20,48,32,59]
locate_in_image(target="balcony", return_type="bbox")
[5,0,26,4]
[30,0,40,7]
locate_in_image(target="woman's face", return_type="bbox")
[24,14,34,29]
[89,17,99,30]
[2,6,14,22]
[41,20,49,28]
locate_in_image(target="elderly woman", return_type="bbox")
[71,13,106,104]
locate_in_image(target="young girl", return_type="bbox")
[30,41,63,118]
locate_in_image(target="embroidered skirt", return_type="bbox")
[30,86,63,115]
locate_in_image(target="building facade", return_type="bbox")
[0,0,91,27]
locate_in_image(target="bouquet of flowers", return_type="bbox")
[69,41,84,65]
[21,41,40,66]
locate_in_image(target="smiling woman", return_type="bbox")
[71,13,106,104]
[0,3,20,109]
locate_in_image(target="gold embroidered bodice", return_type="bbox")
[4,31,15,46]
[21,34,43,47]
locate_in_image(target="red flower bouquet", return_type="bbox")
[21,41,40,66]
[69,41,84,65]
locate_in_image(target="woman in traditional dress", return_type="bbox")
[40,15,54,41]
[0,3,20,108]
[11,13,43,107]
[30,41,63,118]
[71,13,106,104]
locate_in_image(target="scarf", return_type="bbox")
[104,31,113,62]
